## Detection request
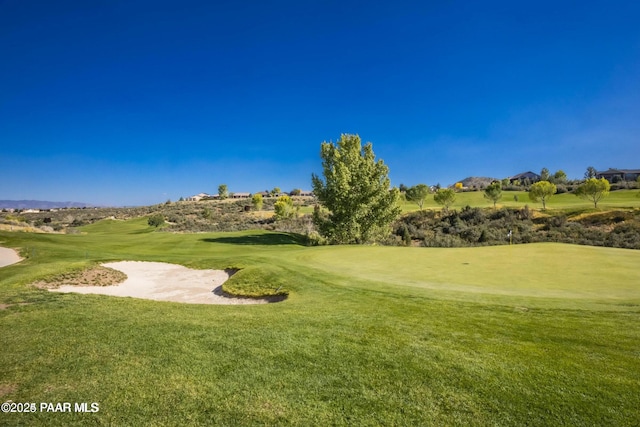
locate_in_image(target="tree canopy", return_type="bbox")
[311,134,400,244]
[433,188,456,211]
[528,181,557,210]
[218,184,228,200]
[274,195,295,220]
[552,170,567,184]
[251,193,263,211]
[405,184,430,210]
[483,182,502,208]
[540,168,550,182]
[575,178,610,208]
[584,166,597,179]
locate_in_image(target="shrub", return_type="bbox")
[148,214,165,227]
[518,205,532,220]
[274,195,295,220]
[305,230,327,246]
[251,193,264,211]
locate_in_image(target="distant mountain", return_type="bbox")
[457,177,499,188]
[0,200,95,209]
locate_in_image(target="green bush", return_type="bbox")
[148,214,165,227]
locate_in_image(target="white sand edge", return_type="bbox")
[50,261,271,305]
[0,247,23,268]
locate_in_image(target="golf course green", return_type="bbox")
[1,219,639,425]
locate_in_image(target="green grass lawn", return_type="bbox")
[264,190,640,216]
[400,188,640,212]
[1,221,639,425]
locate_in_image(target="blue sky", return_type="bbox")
[1,1,639,206]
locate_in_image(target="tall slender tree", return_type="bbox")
[584,166,597,180]
[540,168,550,182]
[218,184,228,200]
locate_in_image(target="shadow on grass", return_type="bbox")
[201,232,305,246]
[212,285,287,303]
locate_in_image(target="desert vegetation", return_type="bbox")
[393,206,640,249]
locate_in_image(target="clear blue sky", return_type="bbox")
[1,1,639,206]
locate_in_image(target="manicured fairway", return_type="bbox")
[1,221,639,425]
[400,188,640,212]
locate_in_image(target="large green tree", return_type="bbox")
[311,134,401,244]
[575,177,610,208]
[483,182,502,208]
[433,188,456,211]
[528,181,557,210]
[405,184,430,210]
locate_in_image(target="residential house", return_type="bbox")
[508,171,541,183]
[596,168,640,183]
[186,193,210,202]
[231,192,251,199]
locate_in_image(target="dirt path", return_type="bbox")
[50,261,272,305]
[0,247,22,268]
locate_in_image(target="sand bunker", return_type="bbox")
[0,247,22,268]
[50,261,273,305]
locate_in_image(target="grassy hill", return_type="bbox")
[1,222,639,425]
[400,188,640,212]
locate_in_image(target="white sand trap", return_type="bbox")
[0,247,22,268]
[50,261,273,305]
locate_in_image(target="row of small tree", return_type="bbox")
[405,186,459,211]
[403,177,615,211]
[403,183,500,211]
[528,178,613,209]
